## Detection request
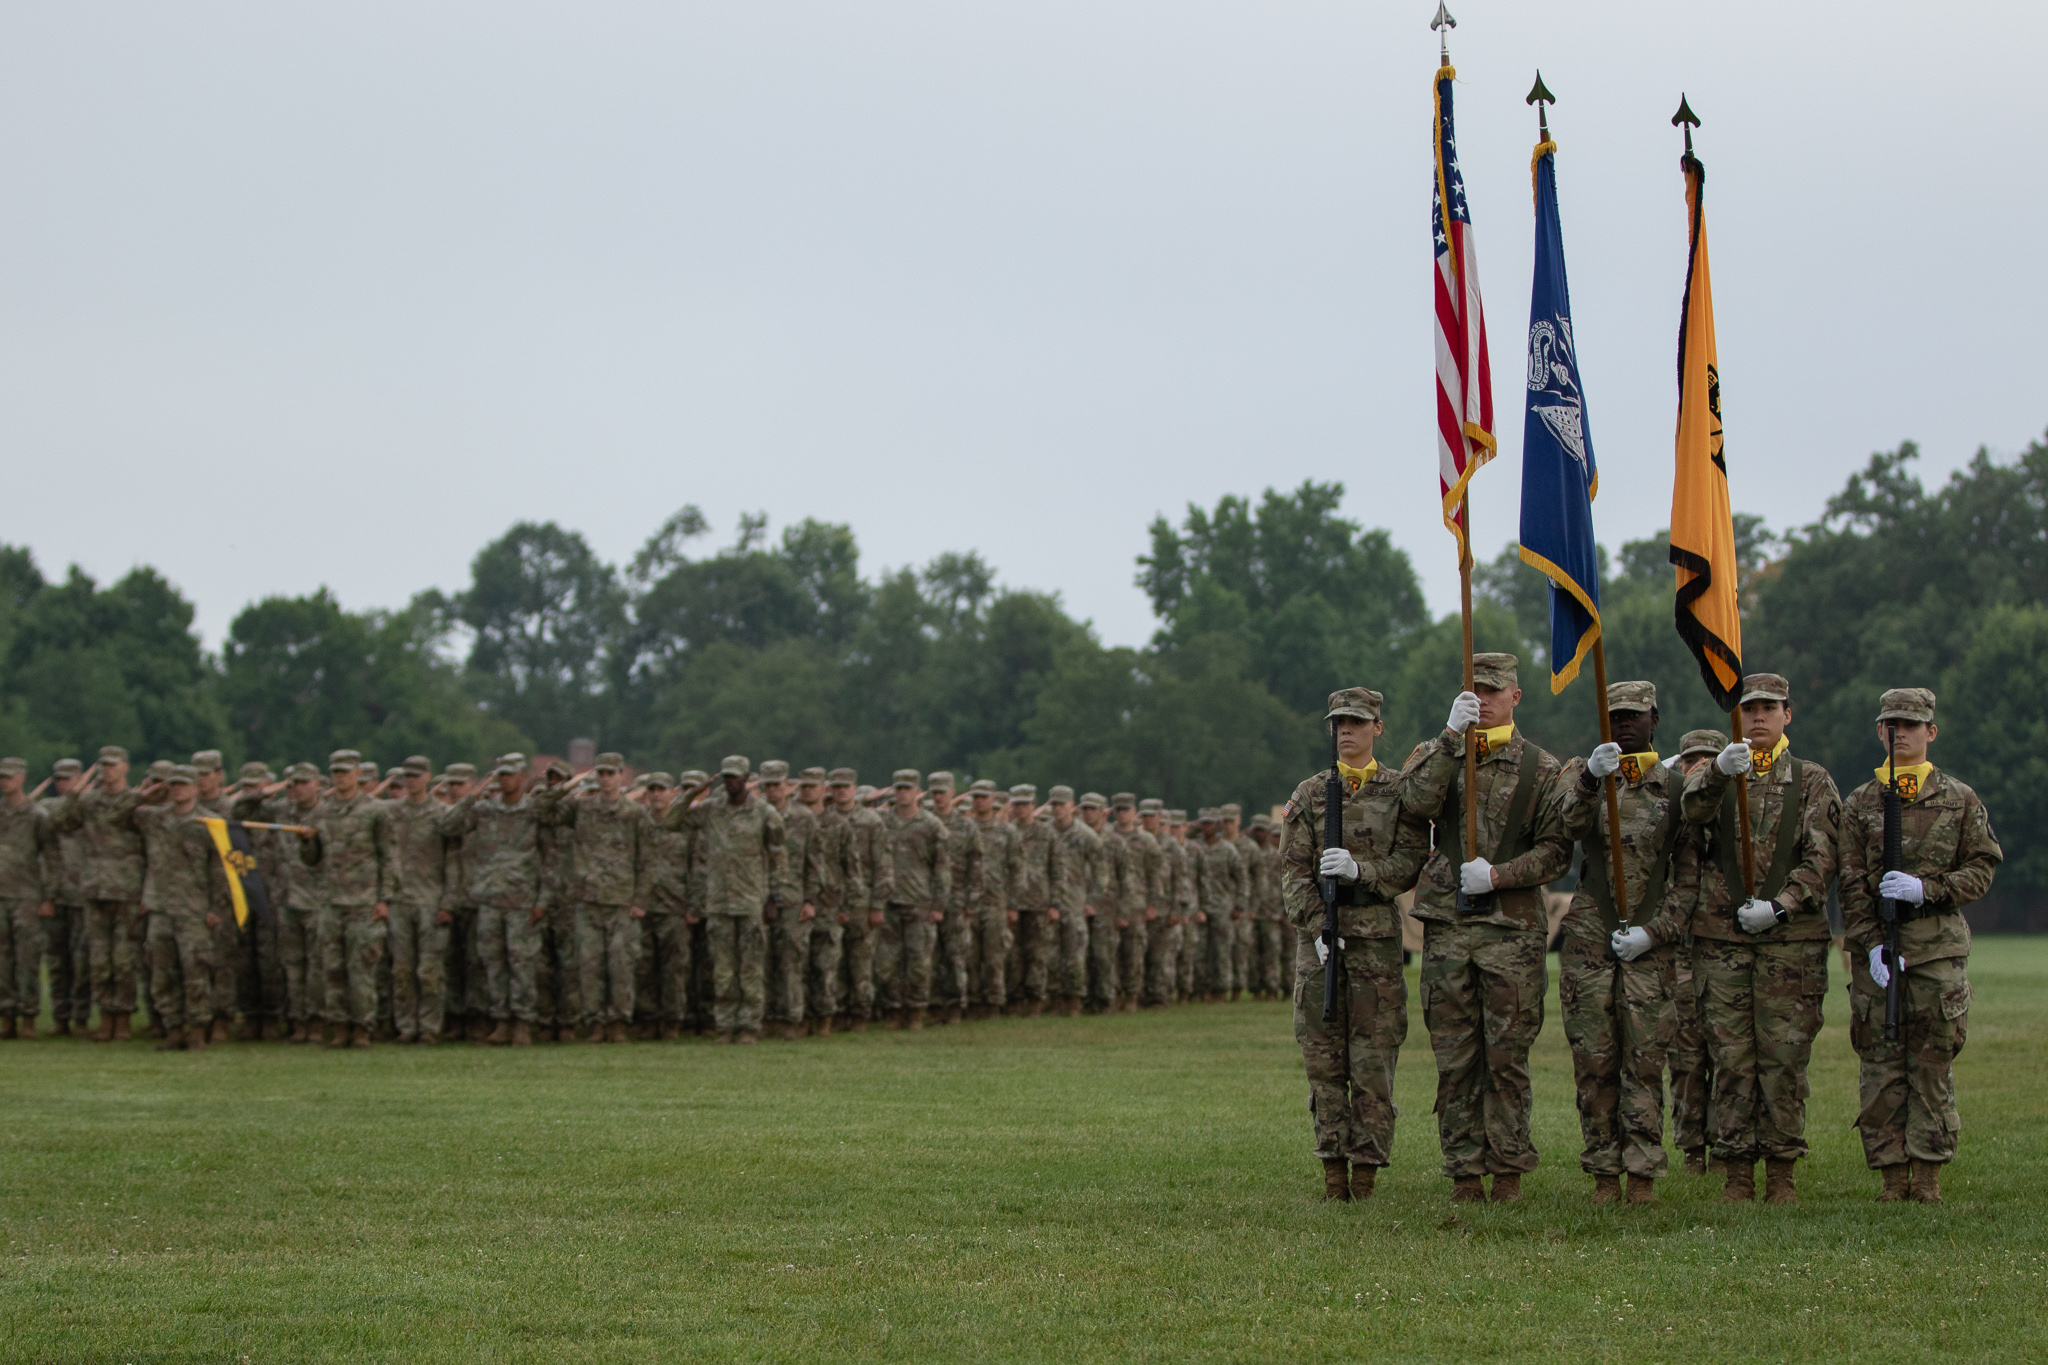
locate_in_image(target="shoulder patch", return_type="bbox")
[1283,800,1298,821]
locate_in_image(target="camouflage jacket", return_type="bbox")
[1158,835,1195,921]
[1556,758,1697,950]
[1258,840,1286,919]
[0,799,53,902]
[972,815,1021,913]
[1054,820,1101,916]
[1839,765,2001,965]
[385,797,450,911]
[777,802,824,909]
[1192,835,1242,920]
[1013,819,1064,912]
[135,806,233,920]
[234,792,324,912]
[1400,727,1573,933]
[439,790,544,911]
[46,786,148,901]
[37,796,85,904]
[808,807,859,909]
[544,791,652,907]
[882,807,951,909]
[1282,762,1429,940]
[942,810,982,915]
[1127,828,1165,915]
[301,792,398,908]
[644,807,693,915]
[1682,748,1841,943]
[672,791,793,918]
[1231,834,1261,918]
[848,806,894,910]
[1098,826,1141,920]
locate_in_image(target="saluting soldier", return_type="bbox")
[1288,687,1430,1200]
[1839,688,2001,1204]
[38,760,91,1036]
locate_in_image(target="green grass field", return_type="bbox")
[5,939,2046,1362]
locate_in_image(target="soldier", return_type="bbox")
[135,766,235,1052]
[1288,688,1431,1200]
[967,779,1020,1019]
[632,775,695,1040]
[667,757,792,1042]
[757,761,820,1040]
[384,756,451,1043]
[1681,672,1843,1204]
[1247,815,1287,1001]
[1192,810,1242,1003]
[542,752,652,1043]
[1667,729,1730,1170]
[1839,688,2001,1204]
[224,761,287,1040]
[826,768,892,1031]
[1008,784,1063,1016]
[1165,808,1199,1004]
[1105,795,1152,1013]
[189,750,241,1040]
[434,763,484,1041]
[0,757,56,1038]
[877,770,950,1030]
[929,772,981,1025]
[677,768,717,1035]
[235,763,325,1041]
[1400,653,1573,1203]
[1048,787,1099,1017]
[47,746,149,1041]
[440,754,548,1046]
[1557,681,1700,1205]
[805,768,864,1036]
[534,758,581,1042]
[38,759,91,1036]
[298,750,398,1050]
[1222,803,1257,1001]
[1136,799,1179,1008]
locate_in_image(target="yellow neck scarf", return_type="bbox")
[1749,734,1791,776]
[1337,759,1378,794]
[1617,751,1660,786]
[1874,760,1934,803]
[1473,723,1515,760]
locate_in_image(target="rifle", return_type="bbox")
[1320,726,1344,1023]
[1879,719,1904,1042]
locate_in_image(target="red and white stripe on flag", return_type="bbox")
[1433,64,1494,560]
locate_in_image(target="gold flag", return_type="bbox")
[201,816,255,927]
[1669,147,1742,708]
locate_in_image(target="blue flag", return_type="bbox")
[1518,138,1602,693]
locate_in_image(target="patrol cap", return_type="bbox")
[329,749,362,771]
[401,755,432,776]
[1220,802,1242,818]
[968,778,999,794]
[713,755,746,778]
[1079,791,1106,809]
[494,752,528,775]
[167,763,199,785]
[1739,673,1791,705]
[827,767,858,786]
[758,760,790,781]
[358,762,381,786]
[239,761,273,782]
[798,766,828,785]
[1249,813,1272,830]
[0,757,25,778]
[544,758,572,780]
[927,771,955,793]
[1009,784,1037,804]
[595,752,625,772]
[1677,729,1726,760]
[53,758,82,777]
[1167,808,1187,823]
[858,785,879,801]
[147,760,175,781]
[1877,688,1936,724]
[1138,797,1163,814]
[1472,653,1520,690]
[1606,680,1656,712]
[99,745,129,765]
[1324,687,1384,722]
[680,769,711,786]
[1197,807,1219,822]
[1047,784,1075,803]
[1111,792,1136,810]
[286,762,322,782]
[641,771,675,789]
[892,769,921,789]
[443,762,477,781]
[1035,806,1053,822]
[191,749,224,773]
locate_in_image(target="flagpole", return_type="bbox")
[1730,706,1756,896]
[1589,638,1629,921]
[1459,525,1479,858]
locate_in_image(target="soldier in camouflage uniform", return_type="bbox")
[1222,804,1257,1001]
[928,773,981,1025]
[966,779,1020,1018]
[1133,800,1174,1007]
[223,761,286,1038]
[1163,807,1198,1005]
[132,766,235,1051]
[299,750,399,1049]
[1247,815,1285,1000]
[1556,681,1700,1204]
[38,759,91,1035]
[1840,688,2002,1204]
[532,759,581,1042]
[631,775,695,1039]
[235,762,326,1041]
[543,752,652,1043]
[1680,672,1843,1204]
[805,768,865,1034]
[668,756,793,1042]
[188,750,243,1040]
[381,757,451,1043]
[432,763,482,1040]
[0,757,55,1038]
[1048,787,1098,1017]
[440,754,547,1046]
[1287,688,1431,1200]
[48,745,149,1041]
[1665,730,1728,1169]
[1401,653,1573,1203]
[1105,795,1153,1012]
[1192,810,1242,1002]
[828,768,893,1031]
[877,770,950,1029]
[1008,784,1063,1016]
[758,761,821,1039]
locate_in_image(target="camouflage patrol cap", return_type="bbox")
[758,760,790,781]
[444,762,477,781]
[99,745,129,764]
[1167,809,1187,823]
[1079,791,1106,809]
[1009,783,1036,804]
[239,761,274,782]
[286,762,322,782]
[927,771,955,792]
[968,778,999,794]
[828,767,857,786]
[1138,797,1163,814]
[1472,653,1519,690]
[1111,792,1136,809]
[0,757,25,778]
[400,755,432,776]
[1047,784,1075,803]
[1606,680,1656,712]
[720,755,750,777]
[1197,807,1219,823]
[594,752,625,772]
[1325,687,1384,722]
[494,752,528,775]
[1738,673,1790,705]
[680,769,711,786]
[191,749,224,773]
[641,772,674,789]
[1035,806,1053,822]
[329,749,362,771]
[1250,813,1272,830]
[543,758,572,780]
[1877,688,1936,724]
[1677,729,1726,760]
[167,763,199,785]
[358,762,381,785]
[1220,802,1242,818]
[147,760,175,781]
[798,766,828,785]
[53,758,82,777]
[892,769,921,789]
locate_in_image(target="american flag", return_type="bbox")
[1433,61,1495,561]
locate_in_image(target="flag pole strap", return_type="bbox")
[1590,638,1629,922]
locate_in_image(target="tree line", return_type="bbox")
[4,433,2042,923]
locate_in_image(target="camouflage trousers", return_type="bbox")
[878,904,938,1012]
[388,899,448,1040]
[1692,937,1829,1164]
[1559,936,1677,1178]
[838,913,879,1020]
[765,908,810,1024]
[144,907,215,1032]
[1199,915,1233,994]
[1668,943,1711,1153]
[477,903,542,1024]
[207,914,241,1021]
[1012,908,1055,1004]
[536,905,581,1030]
[706,914,767,1034]
[83,898,141,1015]
[43,903,90,1024]
[1850,951,1969,1168]
[0,899,41,1018]
[794,914,843,1021]
[934,908,972,1012]
[1295,931,1408,1167]
[1116,919,1146,1005]
[576,903,640,1026]
[1176,919,1200,999]
[1419,918,1546,1178]
[278,905,322,1023]
[972,909,1010,1009]
[319,904,387,1028]
[1084,914,1119,1008]
[442,905,488,1024]
[1231,916,1253,993]
[633,912,693,1025]
[1054,909,1088,1000]
[1256,919,1287,996]
[1145,919,1182,1005]
[237,907,285,1024]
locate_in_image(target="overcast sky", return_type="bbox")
[2,2,2042,650]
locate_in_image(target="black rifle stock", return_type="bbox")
[1321,729,1344,1023]
[1880,719,1903,1042]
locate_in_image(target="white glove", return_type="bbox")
[1587,743,1621,780]
[1610,926,1652,961]
[1319,847,1360,882]
[1715,742,1753,776]
[1446,692,1481,734]
[1460,858,1495,896]
[1868,945,1891,989]
[1314,934,1347,965]
[1879,870,1925,905]
[1736,897,1780,933]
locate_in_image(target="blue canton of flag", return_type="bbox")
[1517,138,1602,693]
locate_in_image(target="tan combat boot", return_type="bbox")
[1322,1158,1351,1202]
[93,1012,115,1042]
[814,1015,833,1038]
[185,1025,208,1053]
[349,1025,372,1049]
[1351,1165,1377,1201]
[907,1008,926,1031]
[111,1013,133,1042]
[509,1022,532,1046]
[845,1015,867,1033]
[606,1021,628,1044]
[1067,996,1083,1017]
[481,1019,510,1046]
[154,1026,186,1052]
[288,1020,309,1044]
[208,1018,231,1045]
[1683,1148,1709,1175]
[1489,1173,1523,1203]
[1450,1176,1486,1204]
[1718,1163,1756,1203]
[660,1021,682,1041]
[1909,1160,1944,1203]
[1626,1176,1656,1205]
[1877,1164,1911,1202]
[1763,1159,1798,1205]
[735,1028,760,1044]
[16,1015,36,1041]
[324,1022,349,1049]
[1592,1174,1623,1205]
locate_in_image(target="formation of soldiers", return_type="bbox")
[0,747,1292,1056]
[1286,658,2000,1207]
